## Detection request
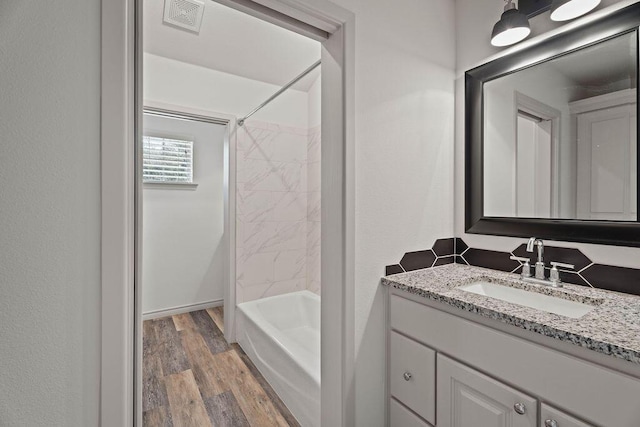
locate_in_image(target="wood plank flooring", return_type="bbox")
[143,306,300,427]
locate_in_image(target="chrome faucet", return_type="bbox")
[510,238,575,288]
[527,237,545,279]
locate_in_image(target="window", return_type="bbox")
[142,135,194,183]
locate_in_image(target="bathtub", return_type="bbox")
[237,290,320,427]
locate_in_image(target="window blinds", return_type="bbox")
[142,136,194,183]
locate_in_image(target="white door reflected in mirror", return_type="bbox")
[483,31,637,221]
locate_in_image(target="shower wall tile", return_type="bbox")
[236,121,313,304]
[306,126,322,295]
[237,159,306,192]
[307,161,321,193]
[306,221,321,251]
[236,250,276,285]
[274,249,307,282]
[237,190,307,223]
[307,191,321,222]
[308,125,321,163]
[242,220,307,255]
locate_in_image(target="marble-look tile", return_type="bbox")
[243,221,306,255]
[237,159,307,192]
[306,221,321,251]
[243,120,308,136]
[307,161,321,193]
[236,252,276,285]
[236,220,244,249]
[238,191,307,223]
[274,249,307,282]
[238,278,306,303]
[307,128,321,163]
[306,252,320,286]
[262,278,306,299]
[239,126,307,163]
[307,280,321,295]
[307,191,321,222]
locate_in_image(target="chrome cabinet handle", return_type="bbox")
[545,420,558,427]
[513,402,526,415]
[403,372,412,381]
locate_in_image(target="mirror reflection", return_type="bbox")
[484,31,638,220]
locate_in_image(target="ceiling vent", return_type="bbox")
[163,0,205,33]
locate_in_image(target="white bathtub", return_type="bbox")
[237,290,320,427]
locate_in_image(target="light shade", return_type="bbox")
[491,8,531,47]
[550,0,601,21]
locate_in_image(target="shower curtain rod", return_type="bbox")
[237,60,321,127]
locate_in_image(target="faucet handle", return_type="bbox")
[550,261,575,270]
[549,262,575,287]
[510,256,531,278]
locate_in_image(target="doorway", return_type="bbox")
[100,1,354,425]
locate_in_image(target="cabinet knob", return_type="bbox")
[513,402,526,415]
[545,421,558,427]
[403,372,412,381]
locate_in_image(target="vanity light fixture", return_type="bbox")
[550,0,601,21]
[491,0,531,47]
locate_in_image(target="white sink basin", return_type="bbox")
[458,281,596,319]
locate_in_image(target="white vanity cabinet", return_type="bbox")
[437,354,537,427]
[386,289,640,427]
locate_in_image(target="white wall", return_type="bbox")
[142,114,227,314]
[455,0,640,268]
[328,0,457,426]
[144,53,309,128]
[0,0,100,425]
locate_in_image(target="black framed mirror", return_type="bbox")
[466,2,640,247]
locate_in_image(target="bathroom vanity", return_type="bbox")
[383,264,640,427]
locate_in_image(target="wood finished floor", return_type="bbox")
[143,306,300,427]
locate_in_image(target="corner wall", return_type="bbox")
[326,0,457,425]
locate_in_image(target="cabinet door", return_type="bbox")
[437,354,537,427]
[540,404,593,427]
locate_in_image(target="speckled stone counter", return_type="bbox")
[382,263,640,364]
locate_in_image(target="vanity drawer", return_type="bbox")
[390,398,433,427]
[390,331,436,424]
[540,404,593,427]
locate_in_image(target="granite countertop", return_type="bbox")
[382,263,640,364]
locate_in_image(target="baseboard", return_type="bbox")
[142,299,223,320]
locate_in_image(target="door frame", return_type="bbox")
[141,102,237,342]
[514,91,561,218]
[100,0,355,426]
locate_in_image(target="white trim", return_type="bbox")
[142,299,223,320]
[101,0,136,425]
[143,182,199,190]
[569,88,637,114]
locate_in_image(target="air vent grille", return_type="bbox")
[163,0,204,33]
